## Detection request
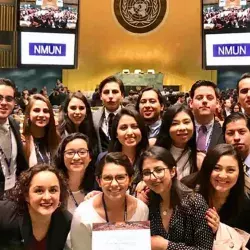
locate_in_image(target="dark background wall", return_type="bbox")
[217,70,250,90]
[0,69,62,93]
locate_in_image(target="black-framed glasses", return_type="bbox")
[101,174,128,184]
[142,167,168,181]
[0,95,14,103]
[64,149,89,158]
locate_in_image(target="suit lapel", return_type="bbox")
[208,121,220,150]
[18,212,32,247]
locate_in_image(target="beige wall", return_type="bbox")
[63,0,217,92]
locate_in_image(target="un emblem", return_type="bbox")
[113,0,167,33]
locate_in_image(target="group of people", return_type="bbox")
[0,73,250,249]
[20,5,77,29]
[203,6,250,29]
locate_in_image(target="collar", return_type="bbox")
[148,119,162,130]
[0,118,10,132]
[195,118,214,131]
[104,106,121,119]
[245,153,250,169]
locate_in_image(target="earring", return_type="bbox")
[58,202,62,207]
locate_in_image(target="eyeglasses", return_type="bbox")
[0,95,14,103]
[142,167,168,181]
[101,174,128,184]
[64,149,89,158]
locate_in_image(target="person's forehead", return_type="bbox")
[102,82,121,91]
[0,85,14,96]
[141,90,159,100]
[194,86,216,96]
[226,119,248,130]
[239,78,250,89]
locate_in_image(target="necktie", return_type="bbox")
[0,124,11,160]
[197,125,207,152]
[108,113,115,138]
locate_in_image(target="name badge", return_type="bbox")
[5,174,16,191]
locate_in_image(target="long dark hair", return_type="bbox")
[54,133,95,192]
[8,164,68,214]
[197,144,245,222]
[156,104,197,173]
[23,94,60,159]
[59,92,99,156]
[109,108,149,159]
[138,146,193,212]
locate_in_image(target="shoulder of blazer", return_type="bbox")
[93,108,104,127]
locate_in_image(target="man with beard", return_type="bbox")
[135,87,164,144]
[93,76,124,152]
[237,73,250,118]
[189,80,224,152]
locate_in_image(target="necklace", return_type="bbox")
[160,203,171,216]
[102,193,127,223]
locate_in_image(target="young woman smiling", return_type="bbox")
[70,152,149,250]
[0,164,71,249]
[183,144,246,233]
[58,92,99,158]
[156,104,201,179]
[22,94,60,167]
[139,146,214,250]
[54,133,95,214]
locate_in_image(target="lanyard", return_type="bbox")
[69,190,79,207]
[34,143,51,165]
[102,193,127,223]
[0,131,12,176]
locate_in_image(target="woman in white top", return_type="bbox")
[54,133,95,214]
[70,152,149,250]
[156,104,204,180]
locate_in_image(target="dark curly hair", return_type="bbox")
[7,164,68,214]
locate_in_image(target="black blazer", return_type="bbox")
[208,120,225,150]
[0,117,28,197]
[0,200,72,250]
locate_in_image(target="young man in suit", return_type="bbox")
[189,80,224,152]
[0,78,28,198]
[237,73,250,118]
[92,76,124,152]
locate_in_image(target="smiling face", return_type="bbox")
[116,114,142,149]
[0,85,15,123]
[142,157,176,196]
[64,138,91,173]
[169,111,194,148]
[98,163,130,200]
[138,90,163,124]
[190,86,218,122]
[29,100,50,128]
[210,155,239,195]
[26,171,60,218]
[67,97,86,126]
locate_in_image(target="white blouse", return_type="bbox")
[70,195,149,250]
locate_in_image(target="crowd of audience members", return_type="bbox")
[203,6,250,29]
[20,5,77,29]
[1,74,250,249]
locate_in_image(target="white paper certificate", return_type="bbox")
[92,221,151,250]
